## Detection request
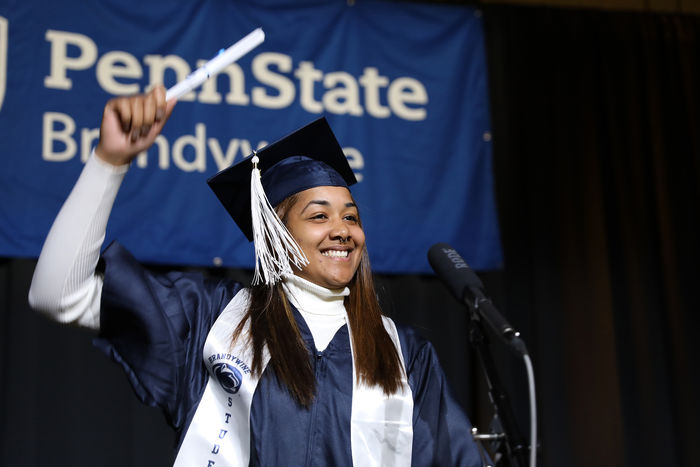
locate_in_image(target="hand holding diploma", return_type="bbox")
[96,85,175,167]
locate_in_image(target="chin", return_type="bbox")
[327,270,358,287]
[315,272,355,289]
[296,260,360,289]
[321,277,352,289]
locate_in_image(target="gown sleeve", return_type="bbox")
[93,242,243,432]
[399,326,486,467]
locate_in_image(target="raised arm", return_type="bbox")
[28,86,175,329]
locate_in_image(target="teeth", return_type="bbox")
[322,250,349,258]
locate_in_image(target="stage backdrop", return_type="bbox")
[0,0,501,273]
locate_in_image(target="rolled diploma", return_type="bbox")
[166,27,265,101]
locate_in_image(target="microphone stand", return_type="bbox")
[465,299,529,467]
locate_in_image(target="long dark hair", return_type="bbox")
[231,193,403,408]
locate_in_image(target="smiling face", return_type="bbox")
[282,185,365,289]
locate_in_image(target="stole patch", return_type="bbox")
[212,362,243,394]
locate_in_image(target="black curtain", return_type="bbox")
[1,5,699,467]
[483,6,700,467]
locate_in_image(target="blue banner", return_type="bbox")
[0,0,501,273]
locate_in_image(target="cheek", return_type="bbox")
[352,227,366,247]
[294,227,325,252]
[351,229,366,264]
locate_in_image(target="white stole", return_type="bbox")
[174,288,413,466]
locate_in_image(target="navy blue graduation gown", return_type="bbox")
[94,242,484,466]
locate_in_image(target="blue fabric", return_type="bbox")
[1,0,502,273]
[95,243,483,466]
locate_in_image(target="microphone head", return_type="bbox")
[427,243,484,302]
[429,243,527,354]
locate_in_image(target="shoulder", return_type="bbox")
[99,241,245,342]
[101,242,243,304]
[391,321,441,375]
[394,322,430,353]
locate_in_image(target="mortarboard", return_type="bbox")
[207,117,357,284]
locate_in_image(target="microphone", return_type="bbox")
[428,243,527,355]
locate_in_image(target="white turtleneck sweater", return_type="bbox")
[282,274,349,352]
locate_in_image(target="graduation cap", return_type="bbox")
[207,117,357,285]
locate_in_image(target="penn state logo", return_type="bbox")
[213,362,243,394]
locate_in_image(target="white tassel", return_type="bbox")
[249,155,309,285]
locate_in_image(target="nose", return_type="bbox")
[330,220,350,243]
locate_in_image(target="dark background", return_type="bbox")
[1,5,699,467]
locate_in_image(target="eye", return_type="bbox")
[309,213,328,221]
[344,214,359,223]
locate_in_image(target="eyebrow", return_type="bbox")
[300,200,357,214]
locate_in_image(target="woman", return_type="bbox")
[29,86,485,466]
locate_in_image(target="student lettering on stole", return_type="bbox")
[29,86,486,466]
